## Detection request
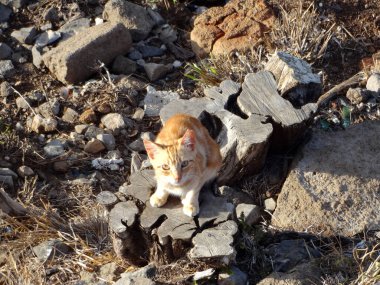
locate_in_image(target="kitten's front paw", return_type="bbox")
[150,193,167,208]
[183,204,199,217]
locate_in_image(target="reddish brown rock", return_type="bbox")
[190,0,275,58]
[79,109,97,124]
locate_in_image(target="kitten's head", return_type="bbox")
[143,130,198,187]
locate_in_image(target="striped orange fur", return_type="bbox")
[143,114,222,217]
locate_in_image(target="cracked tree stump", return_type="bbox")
[105,169,237,267]
[107,63,318,269]
[160,80,273,185]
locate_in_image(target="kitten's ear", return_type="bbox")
[181,129,195,151]
[143,140,160,160]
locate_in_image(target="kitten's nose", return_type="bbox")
[174,174,182,182]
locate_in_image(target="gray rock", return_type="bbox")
[29,90,44,103]
[0,175,13,190]
[154,24,177,44]
[17,165,34,177]
[137,45,164,58]
[147,8,165,26]
[272,120,380,236]
[366,73,380,95]
[194,269,216,281]
[114,277,155,285]
[0,3,11,23]
[143,62,172,81]
[29,114,57,133]
[132,107,144,121]
[44,140,65,157]
[11,26,37,44]
[101,113,126,131]
[99,262,118,282]
[1,0,29,9]
[16,96,32,110]
[0,43,12,59]
[143,86,179,117]
[75,124,88,134]
[217,186,255,205]
[62,107,79,123]
[103,0,156,41]
[0,81,13,98]
[236,203,261,226]
[265,239,321,272]
[218,266,248,285]
[264,198,276,212]
[11,51,27,63]
[0,60,15,78]
[43,6,59,23]
[43,22,132,84]
[257,261,322,285]
[32,239,72,262]
[128,49,142,60]
[37,99,60,118]
[111,55,137,75]
[79,270,97,284]
[96,191,118,207]
[40,23,52,31]
[128,138,145,152]
[35,30,61,47]
[120,264,156,279]
[96,133,116,150]
[0,168,17,179]
[58,17,91,41]
[346,87,371,105]
[84,138,106,154]
[32,45,43,68]
[84,125,104,139]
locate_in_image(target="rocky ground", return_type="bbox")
[0,0,380,284]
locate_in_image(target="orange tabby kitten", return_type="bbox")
[143,114,222,217]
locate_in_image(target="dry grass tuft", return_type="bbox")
[185,45,267,87]
[271,1,336,62]
[0,194,115,285]
[354,242,380,285]
[154,257,211,284]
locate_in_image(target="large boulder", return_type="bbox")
[272,121,380,236]
[42,22,132,84]
[103,0,156,41]
[190,0,275,58]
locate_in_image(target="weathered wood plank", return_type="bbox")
[265,51,322,106]
[189,220,238,264]
[109,201,139,237]
[238,71,317,150]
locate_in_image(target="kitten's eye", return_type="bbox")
[161,164,170,170]
[181,160,189,168]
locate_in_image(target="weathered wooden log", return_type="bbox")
[238,71,317,150]
[265,51,322,107]
[160,80,273,185]
[107,170,237,266]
